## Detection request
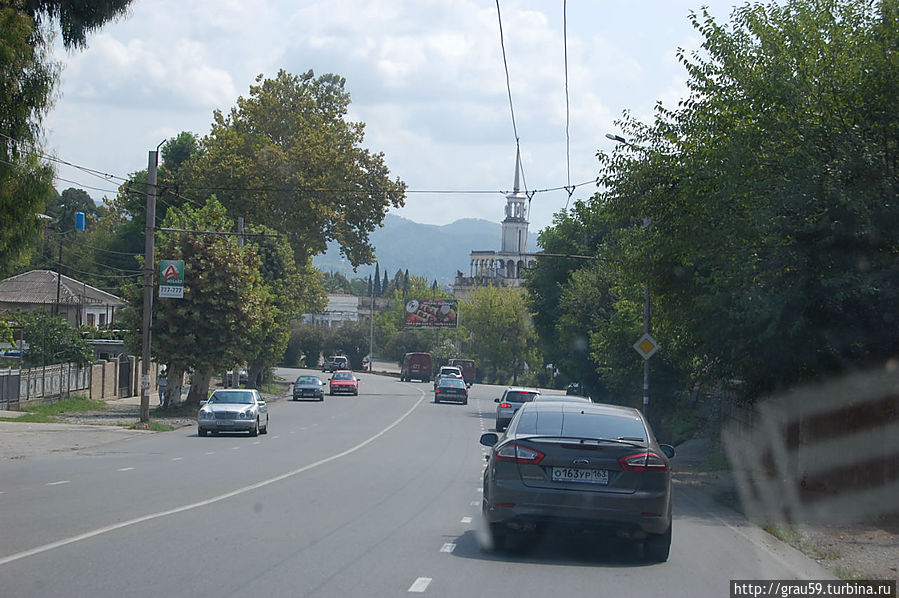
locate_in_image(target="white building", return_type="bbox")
[453,150,538,300]
[305,293,359,327]
[0,270,124,328]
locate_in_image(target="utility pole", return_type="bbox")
[369,275,374,372]
[140,150,158,423]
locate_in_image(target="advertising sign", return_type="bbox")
[404,299,459,329]
[159,260,185,299]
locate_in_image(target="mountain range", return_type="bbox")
[312,213,541,285]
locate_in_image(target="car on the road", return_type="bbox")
[433,365,463,389]
[494,387,540,431]
[293,375,325,401]
[329,370,359,395]
[322,355,349,372]
[434,377,468,404]
[197,389,269,437]
[480,400,675,561]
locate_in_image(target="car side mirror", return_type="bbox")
[659,444,676,459]
[494,398,500,403]
[480,432,499,447]
[200,400,207,406]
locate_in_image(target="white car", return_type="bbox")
[198,389,269,437]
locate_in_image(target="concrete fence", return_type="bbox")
[0,356,152,411]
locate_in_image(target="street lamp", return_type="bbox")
[606,133,655,418]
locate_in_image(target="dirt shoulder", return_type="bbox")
[674,438,899,582]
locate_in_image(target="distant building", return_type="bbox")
[304,294,359,327]
[453,149,538,301]
[0,270,124,328]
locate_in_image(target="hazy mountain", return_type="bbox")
[312,213,541,285]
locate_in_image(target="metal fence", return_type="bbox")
[0,363,91,410]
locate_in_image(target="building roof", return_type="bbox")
[0,270,125,307]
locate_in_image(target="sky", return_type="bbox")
[44,0,745,233]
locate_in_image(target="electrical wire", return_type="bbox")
[563,0,574,210]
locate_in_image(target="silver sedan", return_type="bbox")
[198,389,269,437]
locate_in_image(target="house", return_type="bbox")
[0,270,125,328]
[304,293,359,327]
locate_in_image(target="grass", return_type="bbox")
[763,524,836,561]
[0,396,106,423]
[130,420,176,432]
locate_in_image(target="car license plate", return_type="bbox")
[551,467,609,485]
[219,420,234,425]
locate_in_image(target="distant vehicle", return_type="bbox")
[433,365,463,389]
[198,389,268,437]
[494,387,540,432]
[329,370,359,396]
[434,377,468,404]
[448,358,476,387]
[293,375,324,401]
[226,369,248,386]
[322,355,349,373]
[480,401,675,561]
[400,352,432,382]
[1,349,22,360]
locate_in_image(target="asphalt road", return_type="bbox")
[0,369,832,597]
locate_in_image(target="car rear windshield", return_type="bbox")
[504,391,538,403]
[440,379,465,388]
[333,372,353,380]
[514,409,647,441]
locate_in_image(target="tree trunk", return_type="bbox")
[164,364,185,407]
[247,363,265,389]
[187,369,212,404]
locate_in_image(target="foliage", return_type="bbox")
[180,69,406,266]
[329,320,370,370]
[15,309,93,366]
[1,1,132,277]
[528,0,899,404]
[430,342,462,371]
[284,321,327,367]
[120,197,267,397]
[458,286,538,385]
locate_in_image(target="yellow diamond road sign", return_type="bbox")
[633,333,659,360]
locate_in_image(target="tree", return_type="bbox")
[121,197,268,405]
[459,286,538,385]
[16,310,92,366]
[553,0,899,400]
[0,1,132,276]
[382,270,389,297]
[284,321,327,367]
[243,223,326,387]
[181,70,406,266]
[331,321,370,370]
[373,263,381,296]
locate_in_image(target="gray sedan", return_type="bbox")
[494,387,540,431]
[480,401,675,561]
[198,389,269,437]
[293,375,325,401]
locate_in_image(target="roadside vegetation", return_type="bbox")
[0,396,106,423]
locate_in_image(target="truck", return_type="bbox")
[401,352,432,382]
[448,358,476,387]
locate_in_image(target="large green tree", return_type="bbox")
[459,286,538,385]
[180,70,406,266]
[0,1,131,277]
[533,0,899,402]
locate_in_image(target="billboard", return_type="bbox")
[404,299,458,329]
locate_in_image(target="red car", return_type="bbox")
[329,370,359,396]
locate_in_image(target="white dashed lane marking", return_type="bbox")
[408,577,432,593]
[171,457,183,461]
[461,517,472,524]
[440,543,456,553]
[118,467,134,472]
[46,481,70,486]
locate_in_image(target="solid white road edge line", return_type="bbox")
[0,391,427,567]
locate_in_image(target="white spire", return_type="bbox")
[513,147,521,193]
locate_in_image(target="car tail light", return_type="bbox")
[435,389,441,393]
[499,402,512,409]
[618,451,669,472]
[494,443,545,464]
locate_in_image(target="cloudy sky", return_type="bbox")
[44,0,743,232]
